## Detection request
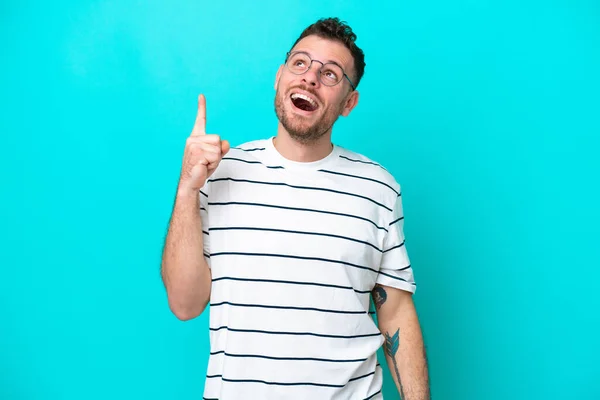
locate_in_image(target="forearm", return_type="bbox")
[374,286,430,399]
[161,189,211,320]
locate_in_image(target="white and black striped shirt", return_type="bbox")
[200,137,416,399]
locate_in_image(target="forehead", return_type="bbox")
[291,35,353,72]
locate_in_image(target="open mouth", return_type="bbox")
[290,92,318,112]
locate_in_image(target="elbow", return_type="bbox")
[172,308,200,321]
[161,266,211,321]
[168,296,208,321]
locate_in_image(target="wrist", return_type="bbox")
[175,185,201,205]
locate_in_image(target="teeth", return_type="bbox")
[291,93,317,108]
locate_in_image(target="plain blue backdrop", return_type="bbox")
[1,1,599,399]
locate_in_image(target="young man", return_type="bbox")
[161,17,430,400]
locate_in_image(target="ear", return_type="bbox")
[274,65,283,90]
[340,90,359,117]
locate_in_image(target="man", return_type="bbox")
[161,17,430,399]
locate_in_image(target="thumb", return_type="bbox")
[221,139,230,156]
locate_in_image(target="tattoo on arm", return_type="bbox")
[384,329,406,399]
[372,285,387,310]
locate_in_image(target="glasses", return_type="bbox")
[285,51,356,90]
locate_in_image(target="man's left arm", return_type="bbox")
[372,284,430,399]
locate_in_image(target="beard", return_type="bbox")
[274,85,343,145]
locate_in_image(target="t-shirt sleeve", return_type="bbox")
[376,193,417,293]
[199,183,211,268]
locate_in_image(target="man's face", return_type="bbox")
[274,35,359,144]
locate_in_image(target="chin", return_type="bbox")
[286,121,317,138]
[274,92,332,142]
[286,120,330,144]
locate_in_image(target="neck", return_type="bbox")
[274,125,333,162]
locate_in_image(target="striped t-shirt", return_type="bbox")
[199,136,416,399]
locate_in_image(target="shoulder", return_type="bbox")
[334,145,402,196]
[219,138,271,163]
[209,137,271,180]
[228,138,270,153]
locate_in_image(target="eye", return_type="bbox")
[321,68,339,83]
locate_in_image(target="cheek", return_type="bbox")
[278,82,295,100]
[279,74,297,89]
[324,95,345,113]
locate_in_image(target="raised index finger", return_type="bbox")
[191,94,206,136]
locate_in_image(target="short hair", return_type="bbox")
[290,17,366,89]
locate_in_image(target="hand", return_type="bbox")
[178,94,230,195]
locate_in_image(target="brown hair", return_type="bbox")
[290,17,366,89]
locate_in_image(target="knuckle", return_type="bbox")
[205,134,220,143]
[187,144,203,155]
[186,137,200,146]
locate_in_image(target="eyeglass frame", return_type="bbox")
[284,51,356,91]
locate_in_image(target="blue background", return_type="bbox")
[1,1,599,399]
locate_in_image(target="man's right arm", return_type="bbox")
[160,94,230,321]
[161,187,211,320]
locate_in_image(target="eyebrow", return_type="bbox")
[294,50,346,70]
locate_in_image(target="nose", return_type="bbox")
[302,61,322,87]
